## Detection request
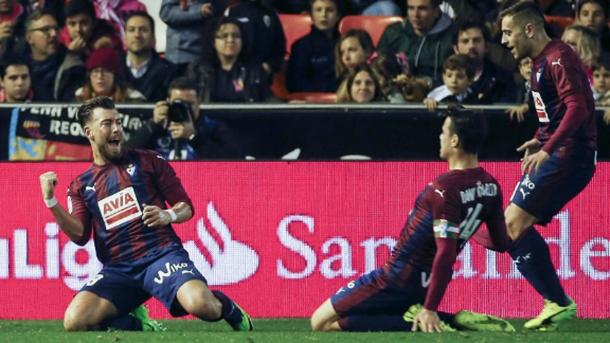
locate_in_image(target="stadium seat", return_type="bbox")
[338,16,403,46]
[279,14,313,58]
[271,69,289,100]
[287,92,337,103]
[544,15,574,30]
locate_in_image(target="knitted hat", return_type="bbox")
[86,47,120,74]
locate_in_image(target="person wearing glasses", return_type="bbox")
[186,16,271,103]
[75,47,145,103]
[23,10,86,101]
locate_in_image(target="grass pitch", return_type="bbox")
[1,318,610,342]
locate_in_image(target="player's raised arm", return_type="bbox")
[39,171,89,245]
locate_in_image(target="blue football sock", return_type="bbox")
[211,290,241,325]
[509,228,569,306]
[338,312,455,331]
[102,314,143,331]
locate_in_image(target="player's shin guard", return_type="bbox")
[509,228,569,306]
[212,290,253,331]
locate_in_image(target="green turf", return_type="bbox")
[1,319,610,342]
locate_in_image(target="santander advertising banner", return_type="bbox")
[0,162,608,319]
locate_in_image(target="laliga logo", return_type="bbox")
[183,202,259,285]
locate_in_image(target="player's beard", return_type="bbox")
[100,139,124,163]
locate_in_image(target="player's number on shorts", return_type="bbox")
[459,203,483,240]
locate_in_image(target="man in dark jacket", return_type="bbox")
[452,19,516,103]
[24,10,85,101]
[122,11,176,102]
[378,0,455,87]
[126,77,242,160]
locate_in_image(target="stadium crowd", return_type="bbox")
[1,0,610,159]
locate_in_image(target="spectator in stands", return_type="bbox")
[369,51,428,102]
[423,53,476,111]
[574,0,610,53]
[561,24,600,82]
[126,76,242,160]
[378,0,455,87]
[160,0,219,74]
[0,58,33,102]
[61,0,122,56]
[286,0,341,92]
[345,0,402,16]
[75,47,145,102]
[24,10,86,101]
[336,64,383,103]
[506,56,533,122]
[592,54,610,105]
[335,29,375,80]
[0,0,27,60]
[122,11,176,102]
[452,19,516,103]
[186,16,271,102]
[225,0,287,75]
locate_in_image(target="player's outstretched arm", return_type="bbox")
[39,171,87,245]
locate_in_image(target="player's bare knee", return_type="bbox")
[505,211,527,240]
[63,312,90,332]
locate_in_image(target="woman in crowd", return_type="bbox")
[75,47,145,102]
[336,64,382,103]
[186,16,271,103]
[286,0,342,92]
[335,29,375,81]
[561,24,600,83]
[369,51,429,103]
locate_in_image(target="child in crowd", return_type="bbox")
[506,56,533,122]
[335,29,375,81]
[286,0,341,92]
[592,54,610,105]
[423,54,476,111]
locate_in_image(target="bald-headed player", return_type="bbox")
[39,97,253,332]
[500,1,596,331]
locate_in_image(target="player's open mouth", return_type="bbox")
[108,139,121,147]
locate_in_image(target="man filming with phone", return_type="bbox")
[127,77,242,160]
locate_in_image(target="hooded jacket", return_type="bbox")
[378,12,455,86]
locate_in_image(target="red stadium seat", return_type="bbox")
[279,14,313,58]
[338,16,403,46]
[287,92,337,103]
[544,15,574,30]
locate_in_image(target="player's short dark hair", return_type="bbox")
[65,0,96,20]
[168,77,199,96]
[453,19,491,45]
[125,10,155,33]
[77,96,116,128]
[576,0,609,19]
[0,57,29,79]
[499,0,545,28]
[442,104,488,154]
[443,54,476,80]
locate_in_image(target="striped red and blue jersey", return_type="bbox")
[530,40,597,154]
[382,167,509,310]
[66,149,193,264]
